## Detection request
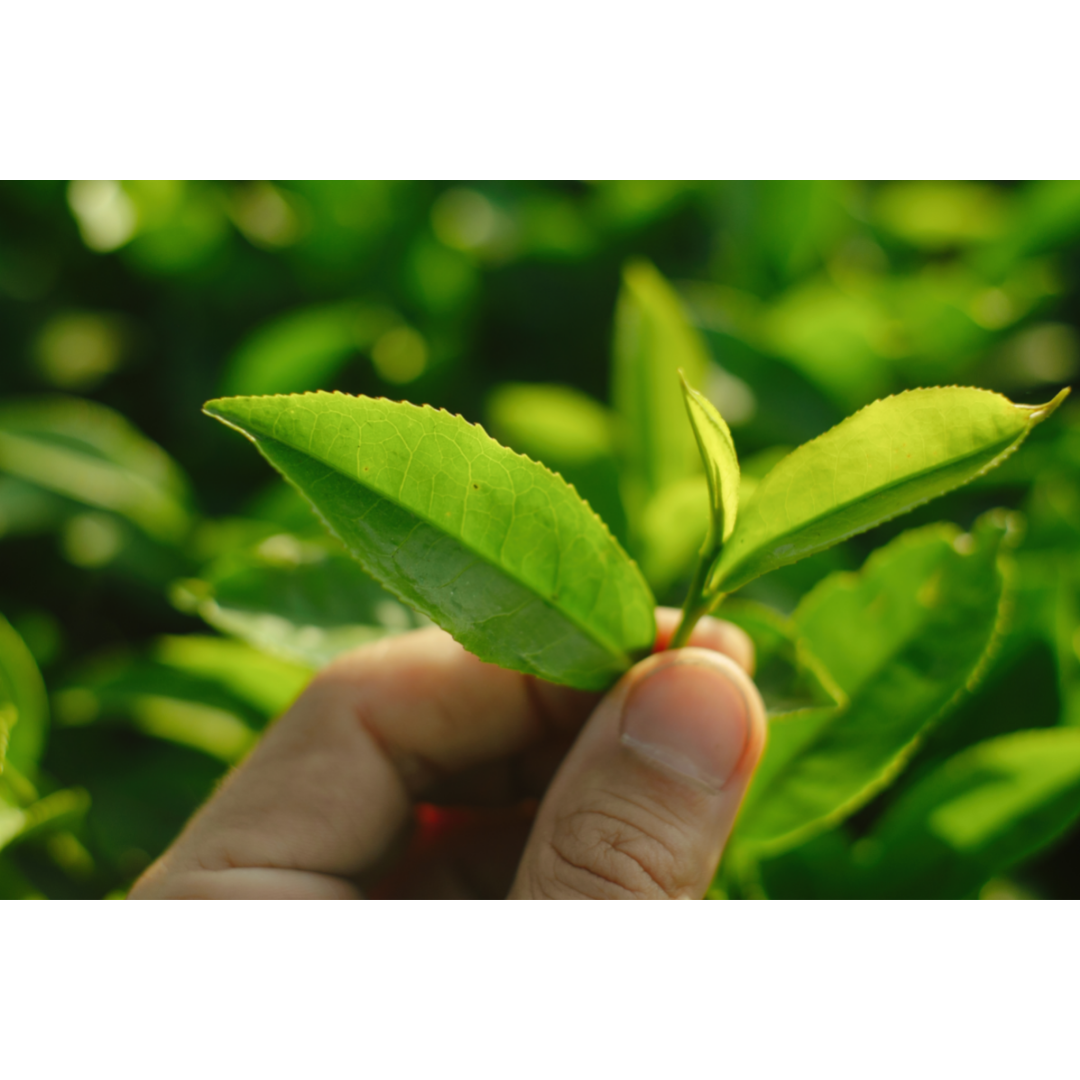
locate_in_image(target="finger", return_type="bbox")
[653,608,755,673]
[418,610,755,806]
[131,611,756,898]
[509,647,767,899]
[132,626,594,895]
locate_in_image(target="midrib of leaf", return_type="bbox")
[220,416,640,671]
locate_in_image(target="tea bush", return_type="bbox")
[2,181,1078,898]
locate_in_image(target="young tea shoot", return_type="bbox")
[204,382,1068,692]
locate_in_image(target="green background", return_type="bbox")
[1,180,1078,898]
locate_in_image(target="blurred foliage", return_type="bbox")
[1,180,1079,898]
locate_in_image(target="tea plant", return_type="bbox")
[201,261,1076,897]
[4,182,1080,899]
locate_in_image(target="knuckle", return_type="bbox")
[539,794,698,900]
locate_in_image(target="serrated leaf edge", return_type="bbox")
[204,392,657,669]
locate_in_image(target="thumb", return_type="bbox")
[509,648,766,899]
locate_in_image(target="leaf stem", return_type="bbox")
[669,545,718,649]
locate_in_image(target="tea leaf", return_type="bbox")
[710,386,1068,596]
[857,728,1080,898]
[613,260,709,525]
[176,536,428,667]
[0,614,49,776]
[486,382,628,546]
[0,397,192,543]
[222,302,398,396]
[155,636,313,718]
[128,696,257,764]
[204,392,656,689]
[718,599,842,718]
[0,788,90,854]
[680,374,739,549]
[734,516,1011,853]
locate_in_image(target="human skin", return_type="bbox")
[130,608,766,900]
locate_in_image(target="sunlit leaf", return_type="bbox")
[733,516,1012,854]
[57,637,297,760]
[680,373,739,549]
[612,259,709,527]
[0,396,192,543]
[205,392,656,690]
[487,382,614,464]
[221,302,399,396]
[856,729,1080,898]
[175,534,428,667]
[155,636,313,718]
[129,696,257,764]
[710,386,1067,597]
[0,788,90,854]
[761,276,894,407]
[486,382,627,544]
[874,182,1007,250]
[56,653,272,730]
[0,613,49,776]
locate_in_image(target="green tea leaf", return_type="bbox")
[175,533,428,667]
[155,636,313,718]
[55,636,292,763]
[680,373,739,550]
[857,728,1080,898]
[874,182,1007,250]
[718,599,843,718]
[487,382,615,464]
[0,614,49,776]
[761,276,894,408]
[0,396,192,543]
[128,696,257,764]
[734,516,1011,853]
[710,386,1067,596]
[204,392,656,689]
[0,788,90,854]
[221,302,399,396]
[486,382,628,545]
[612,260,709,525]
[56,653,274,731]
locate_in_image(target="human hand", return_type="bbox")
[129,608,766,899]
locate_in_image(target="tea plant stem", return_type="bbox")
[669,548,717,649]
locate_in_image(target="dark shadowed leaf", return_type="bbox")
[733,515,1013,854]
[856,728,1080,898]
[175,533,428,667]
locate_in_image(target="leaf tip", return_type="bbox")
[1023,386,1071,424]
